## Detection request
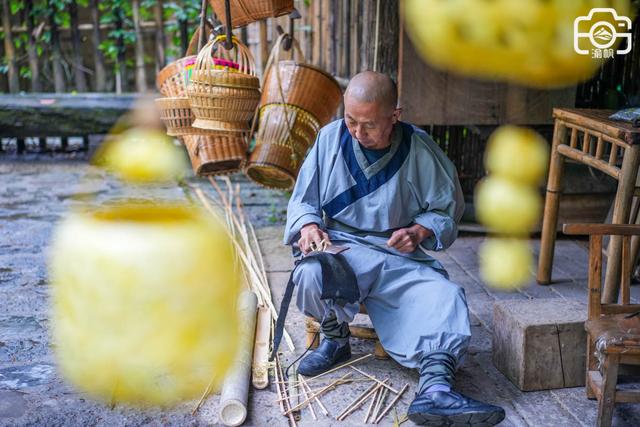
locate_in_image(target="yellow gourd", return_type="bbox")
[403,0,631,87]
[50,203,240,405]
[480,238,533,290]
[475,176,542,235]
[485,126,549,185]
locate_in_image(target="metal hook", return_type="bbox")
[223,0,234,50]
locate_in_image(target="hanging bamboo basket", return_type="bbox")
[182,134,248,176]
[187,35,261,133]
[208,0,294,28]
[156,56,197,97]
[245,34,339,190]
[156,97,219,137]
[246,104,320,189]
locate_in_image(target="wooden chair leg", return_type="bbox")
[597,353,620,427]
[306,330,319,349]
[586,337,597,399]
[537,122,567,285]
[374,341,389,360]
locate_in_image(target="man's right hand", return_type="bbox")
[298,223,331,255]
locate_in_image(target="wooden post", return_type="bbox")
[114,6,126,94]
[89,0,107,91]
[154,0,166,74]
[259,20,268,72]
[312,0,321,68]
[2,0,19,93]
[69,0,88,92]
[537,121,568,285]
[377,0,399,79]
[597,353,620,427]
[132,0,147,92]
[47,0,66,93]
[25,0,41,92]
[603,144,640,303]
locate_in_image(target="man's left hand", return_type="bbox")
[387,224,433,253]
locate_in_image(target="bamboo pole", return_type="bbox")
[1,0,19,92]
[252,305,270,389]
[154,0,166,73]
[218,291,258,427]
[89,0,106,91]
[47,0,65,92]
[69,0,88,92]
[24,0,41,92]
[132,0,148,92]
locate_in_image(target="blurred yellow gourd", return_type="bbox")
[480,238,533,290]
[475,176,542,235]
[485,126,549,185]
[95,128,186,183]
[50,203,240,405]
[403,0,631,87]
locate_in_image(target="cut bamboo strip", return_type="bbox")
[288,371,301,421]
[304,354,372,384]
[364,387,379,423]
[373,383,410,424]
[371,386,389,422]
[285,373,352,414]
[337,380,387,421]
[300,375,329,416]
[298,375,317,421]
[276,354,299,427]
[350,366,399,394]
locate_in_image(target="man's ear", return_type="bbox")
[392,108,402,123]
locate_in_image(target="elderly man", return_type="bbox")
[283,71,505,425]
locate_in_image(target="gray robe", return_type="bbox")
[284,119,471,369]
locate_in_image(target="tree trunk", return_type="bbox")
[25,0,41,92]
[1,0,19,92]
[114,6,126,93]
[132,0,147,92]
[68,0,87,92]
[89,0,106,91]
[154,0,166,74]
[47,0,66,93]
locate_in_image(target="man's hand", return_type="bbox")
[298,223,331,255]
[387,224,433,253]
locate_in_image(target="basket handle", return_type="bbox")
[194,35,258,76]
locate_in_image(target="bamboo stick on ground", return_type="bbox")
[371,386,389,423]
[300,376,329,416]
[298,374,318,421]
[350,366,399,394]
[337,381,380,420]
[364,387,380,423]
[275,354,298,427]
[304,354,372,384]
[252,305,270,389]
[337,380,388,421]
[373,384,410,424]
[288,371,301,421]
[285,373,352,415]
[273,352,286,414]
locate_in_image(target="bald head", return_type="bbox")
[344,71,398,112]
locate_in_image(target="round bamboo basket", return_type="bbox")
[156,55,197,98]
[208,0,294,29]
[183,134,248,176]
[188,36,261,133]
[155,97,219,137]
[245,104,320,190]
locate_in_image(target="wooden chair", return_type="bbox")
[305,304,389,359]
[563,223,640,427]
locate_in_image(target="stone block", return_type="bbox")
[492,298,587,391]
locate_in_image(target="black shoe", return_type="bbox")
[408,390,505,426]
[297,338,351,377]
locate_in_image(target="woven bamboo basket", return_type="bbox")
[245,103,320,190]
[182,134,248,176]
[209,0,294,28]
[155,97,219,137]
[156,56,197,98]
[188,35,261,133]
[261,35,342,126]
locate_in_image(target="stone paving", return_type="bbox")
[1,160,640,426]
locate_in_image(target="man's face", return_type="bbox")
[343,96,400,150]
